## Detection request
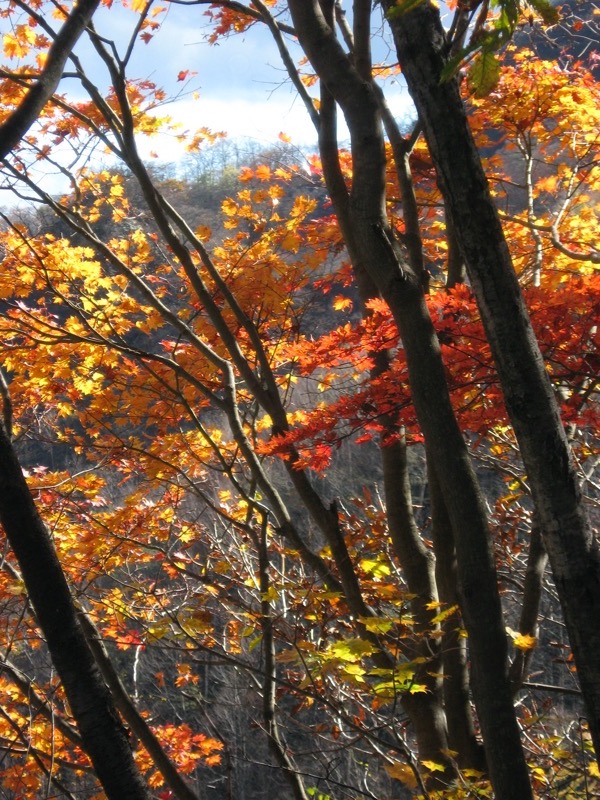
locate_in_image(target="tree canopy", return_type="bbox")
[0,2,598,799]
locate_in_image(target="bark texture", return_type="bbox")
[312,7,454,777]
[79,611,200,800]
[509,522,548,694]
[382,0,600,758]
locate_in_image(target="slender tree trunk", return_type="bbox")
[315,2,454,779]
[384,282,532,798]
[0,424,152,800]
[427,461,486,770]
[286,3,533,796]
[257,517,310,800]
[78,611,200,800]
[382,0,600,756]
[509,521,548,694]
[380,438,457,780]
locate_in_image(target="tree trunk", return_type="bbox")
[383,0,600,757]
[380,437,454,779]
[0,424,152,800]
[313,2,454,779]
[286,3,533,796]
[509,521,548,694]
[427,461,486,770]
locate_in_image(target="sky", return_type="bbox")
[0,1,418,193]
[111,3,322,148]
[74,1,416,161]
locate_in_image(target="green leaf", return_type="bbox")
[493,0,520,31]
[468,51,501,98]
[386,0,426,19]
[408,682,429,693]
[440,49,469,85]
[440,37,482,84]
[307,790,333,800]
[527,0,560,24]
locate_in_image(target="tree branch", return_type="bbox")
[0,0,100,159]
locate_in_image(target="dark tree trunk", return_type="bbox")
[509,521,548,694]
[313,11,454,778]
[382,0,600,757]
[380,437,454,779]
[286,3,533,796]
[444,202,467,288]
[0,425,152,800]
[428,462,486,771]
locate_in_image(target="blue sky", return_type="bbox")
[122,3,320,147]
[82,1,416,159]
[0,0,417,187]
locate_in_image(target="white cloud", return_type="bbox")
[91,3,414,158]
[1,2,415,189]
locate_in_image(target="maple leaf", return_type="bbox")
[332,295,352,311]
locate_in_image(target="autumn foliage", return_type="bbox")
[0,1,598,798]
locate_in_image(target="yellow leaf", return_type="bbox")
[3,33,27,59]
[430,604,460,625]
[421,759,446,773]
[359,616,396,634]
[551,747,572,760]
[195,225,212,242]
[463,768,486,778]
[280,231,301,252]
[513,633,537,651]
[385,761,417,788]
[260,586,279,603]
[360,557,391,578]
[255,165,271,181]
[332,295,352,311]
[326,638,375,662]
[221,198,238,216]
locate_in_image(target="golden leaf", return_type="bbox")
[385,762,417,788]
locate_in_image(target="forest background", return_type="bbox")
[0,1,598,799]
